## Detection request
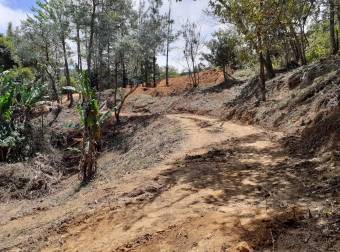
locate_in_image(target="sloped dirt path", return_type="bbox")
[2,113,317,252]
[38,114,286,252]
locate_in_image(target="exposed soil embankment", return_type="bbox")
[113,59,340,252]
[126,79,243,117]
[224,57,340,158]
[1,60,339,252]
[99,113,183,179]
[127,58,340,161]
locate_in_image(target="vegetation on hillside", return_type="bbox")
[0,0,339,184]
[0,0,339,251]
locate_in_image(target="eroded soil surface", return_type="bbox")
[1,113,339,252]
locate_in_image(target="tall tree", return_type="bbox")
[165,0,174,86]
[204,30,239,84]
[148,0,166,87]
[6,23,14,38]
[210,0,273,100]
[210,0,316,101]
[329,0,338,54]
[70,1,86,72]
[337,0,340,46]
[19,1,62,101]
[182,20,202,88]
[87,0,98,89]
[48,0,72,88]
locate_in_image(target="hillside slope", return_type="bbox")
[224,57,340,161]
[1,59,339,252]
[127,57,340,161]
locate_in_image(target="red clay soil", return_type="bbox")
[134,69,225,97]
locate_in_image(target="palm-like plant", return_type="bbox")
[0,91,15,161]
[0,69,45,161]
[76,72,107,182]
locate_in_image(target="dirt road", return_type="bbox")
[1,114,302,252]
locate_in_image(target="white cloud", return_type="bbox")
[0,0,220,72]
[0,1,28,34]
[157,0,220,71]
[133,0,217,71]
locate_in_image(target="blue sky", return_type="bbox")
[158,0,221,70]
[0,0,33,33]
[2,0,36,10]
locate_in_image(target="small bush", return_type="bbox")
[0,69,46,162]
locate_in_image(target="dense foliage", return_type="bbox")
[210,0,340,100]
[0,68,45,161]
[203,30,240,83]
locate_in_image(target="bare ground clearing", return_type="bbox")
[1,113,337,252]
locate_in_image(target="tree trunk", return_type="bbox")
[189,43,198,87]
[259,52,266,102]
[289,25,306,65]
[46,69,59,103]
[68,92,74,108]
[290,40,300,64]
[264,50,275,79]
[79,102,99,183]
[87,0,96,89]
[61,36,71,88]
[76,23,82,72]
[283,40,290,68]
[121,54,127,88]
[153,52,157,87]
[107,41,110,80]
[140,62,144,87]
[165,44,170,86]
[165,0,172,87]
[223,65,227,84]
[44,42,59,103]
[114,61,118,89]
[63,37,73,108]
[115,86,137,124]
[114,61,119,123]
[98,44,104,89]
[184,54,194,88]
[144,59,149,87]
[299,25,307,65]
[330,0,337,54]
[337,0,340,53]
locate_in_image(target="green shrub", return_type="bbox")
[0,36,16,70]
[0,69,45,161]
[306,22,330,63]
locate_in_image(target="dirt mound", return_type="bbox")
[125,78,242,117]
[283,109,340,159]
[99,114,183,179]
[0,105,81,202]
[134,69,224,97]
[0,104,98,202]
[237,207,340,252]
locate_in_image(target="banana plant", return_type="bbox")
[0,69,45,161]
[75,72,109,182]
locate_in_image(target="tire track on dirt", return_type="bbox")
[40,114,277,252]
